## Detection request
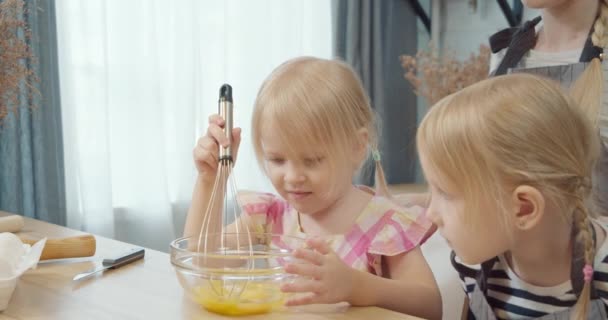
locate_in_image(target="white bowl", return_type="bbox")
[0,233,46,312]
[0,277,17,311]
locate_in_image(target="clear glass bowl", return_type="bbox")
[170,233,305,316]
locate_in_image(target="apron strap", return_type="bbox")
[490,15,603,76]
[579,35,603,62]
[579,11,604,62]
[492,16,541,76]
[489,26,518,54]
[450,251,498,295]
[450,251,477,278]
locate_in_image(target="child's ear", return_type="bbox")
[511,185,545,231]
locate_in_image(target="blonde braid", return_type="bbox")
[570,13,604,312]
[592,1,608,48]
[571,181,596,320]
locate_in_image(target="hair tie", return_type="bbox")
[583,264,594,282]
[575,176,592,194]
[372,150,381,162]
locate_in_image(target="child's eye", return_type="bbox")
[266,158,285,165]
[303,157,324,167]
[431,184,449,199]
[435,187,452,200]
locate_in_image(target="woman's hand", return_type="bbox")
[193,114,241,184]
[281,237,355,306]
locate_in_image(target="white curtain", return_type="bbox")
[55,0,332,251]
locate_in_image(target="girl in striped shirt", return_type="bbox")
[184,57,441,319]
[418,73,608,319]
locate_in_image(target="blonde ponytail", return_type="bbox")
[570,58,603,128]
[570,1,608,128]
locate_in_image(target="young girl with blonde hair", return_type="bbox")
[489,0,608,216]
[418,73,608,319]
[184,57,441,319]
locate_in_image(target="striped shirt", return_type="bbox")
[457,220,608,319]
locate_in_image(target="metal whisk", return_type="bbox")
[196,84,254,300]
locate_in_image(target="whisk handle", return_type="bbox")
[218,84,233,162]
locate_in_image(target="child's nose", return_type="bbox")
[284,165,305,183]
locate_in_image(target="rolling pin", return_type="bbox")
[20,235,97,260]
[0,215,96,260]
[0,215,25,233]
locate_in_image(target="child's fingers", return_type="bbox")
[305,238,331,255]
[195,137,219,162]
[284,263,322,280]
[197,136,219,154]
[205,114,239,159]
[193,146,218,172]
[207,124,230,147]
[231,127,242,161]
[293,248,324,266]
[197,147,218,169]
[284,293,318,306]
[281,279,324,294]
[232,127,241,143]
[208,114,225,126]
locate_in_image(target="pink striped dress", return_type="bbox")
[238,189,434,277]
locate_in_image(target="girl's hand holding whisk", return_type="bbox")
[193,114,242,184]
[281,237,355,306]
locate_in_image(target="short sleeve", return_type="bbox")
[237,190,288,236]
[367,204,435,256]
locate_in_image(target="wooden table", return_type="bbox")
[388,184,428,194]
[0,212,422,320]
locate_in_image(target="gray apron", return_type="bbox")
[491,16,608,217]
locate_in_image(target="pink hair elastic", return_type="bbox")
[583,264,594,282]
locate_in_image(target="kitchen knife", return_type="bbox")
[73,247,145,281]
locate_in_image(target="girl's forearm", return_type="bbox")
[348,268,442,320]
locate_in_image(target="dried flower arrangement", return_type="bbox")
[400,44,490,106]
[0,0,37,123]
